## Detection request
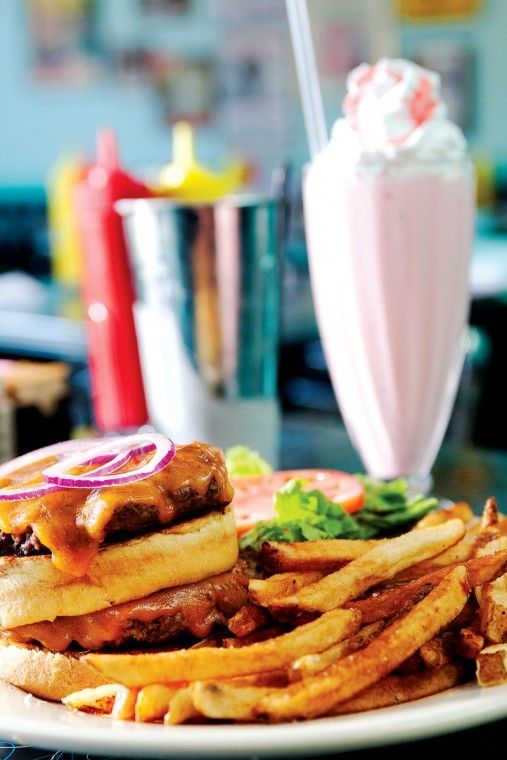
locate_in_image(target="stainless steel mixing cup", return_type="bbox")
[117,195,281,462]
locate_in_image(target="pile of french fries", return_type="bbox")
[64,499,507,724]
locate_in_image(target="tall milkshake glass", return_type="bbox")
[303,60,475,484]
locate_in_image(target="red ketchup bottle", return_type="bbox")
[75,129,150,432]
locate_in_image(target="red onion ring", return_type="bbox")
[42,434,175,489]
[0,435,174,500]
[0,439,102,501]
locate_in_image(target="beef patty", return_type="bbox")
[0,442,233,560]
[5,568,251,652]
[0,527,47,558]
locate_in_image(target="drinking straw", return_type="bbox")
[285,0,328,159]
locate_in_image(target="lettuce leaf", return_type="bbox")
[354,475,438,531]
[225,446,272,477]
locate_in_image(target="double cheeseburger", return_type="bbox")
[0,435,248,700]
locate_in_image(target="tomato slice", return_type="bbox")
[231,469,365,535]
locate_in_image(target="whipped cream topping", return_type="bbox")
[327,58,466,164]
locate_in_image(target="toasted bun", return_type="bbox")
[0,506,238,628]
[0,640,110,701]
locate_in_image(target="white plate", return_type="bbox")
[1,681,507,758]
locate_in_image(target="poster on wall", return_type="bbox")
[114,48,215,124]
[27,0,104,83]
[215,0,291,188]
[398,0,482,22]
[154,57,216,125]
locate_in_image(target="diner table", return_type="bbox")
[2,411,507,759]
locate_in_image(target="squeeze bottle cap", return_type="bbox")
[157,121,247,202]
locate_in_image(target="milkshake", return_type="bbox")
[304,59,475,480]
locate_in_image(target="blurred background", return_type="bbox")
[1,0,506,465]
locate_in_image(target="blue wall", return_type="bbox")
[1,0,507,187]
[0,0,223,186]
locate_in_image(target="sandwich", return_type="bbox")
[0,434,247,700]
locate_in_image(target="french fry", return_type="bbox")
[270,520,465,614]
[63,684,120,714]
[111,686,138,721]
[466,539,507,587]
[190,682,272,722]
[331,663,464,715]
[248,572,323,606]
[456,626,484,660]
[289,621,385,681]
[428,550,507,590]
[476,536,507,557]
[346,549,507,624]
[259,539,383,573]
[395,524,480,580]
[419,634,453,671]
[164,688,201,725]
[415,502,474,529]
[471,497,501,557]
[481,497,499,530]
[135,684,179,723]
[477,571,507,643]
[227,604,269,638]
[191,566,469,722]
[477,644,507,686]
[83,608,361,686]
[346,577,440,623]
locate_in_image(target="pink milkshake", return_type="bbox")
[304,59,475,480]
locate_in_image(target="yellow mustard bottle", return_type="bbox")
[47,155,87,287]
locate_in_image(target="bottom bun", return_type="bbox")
[0,641,110,701]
